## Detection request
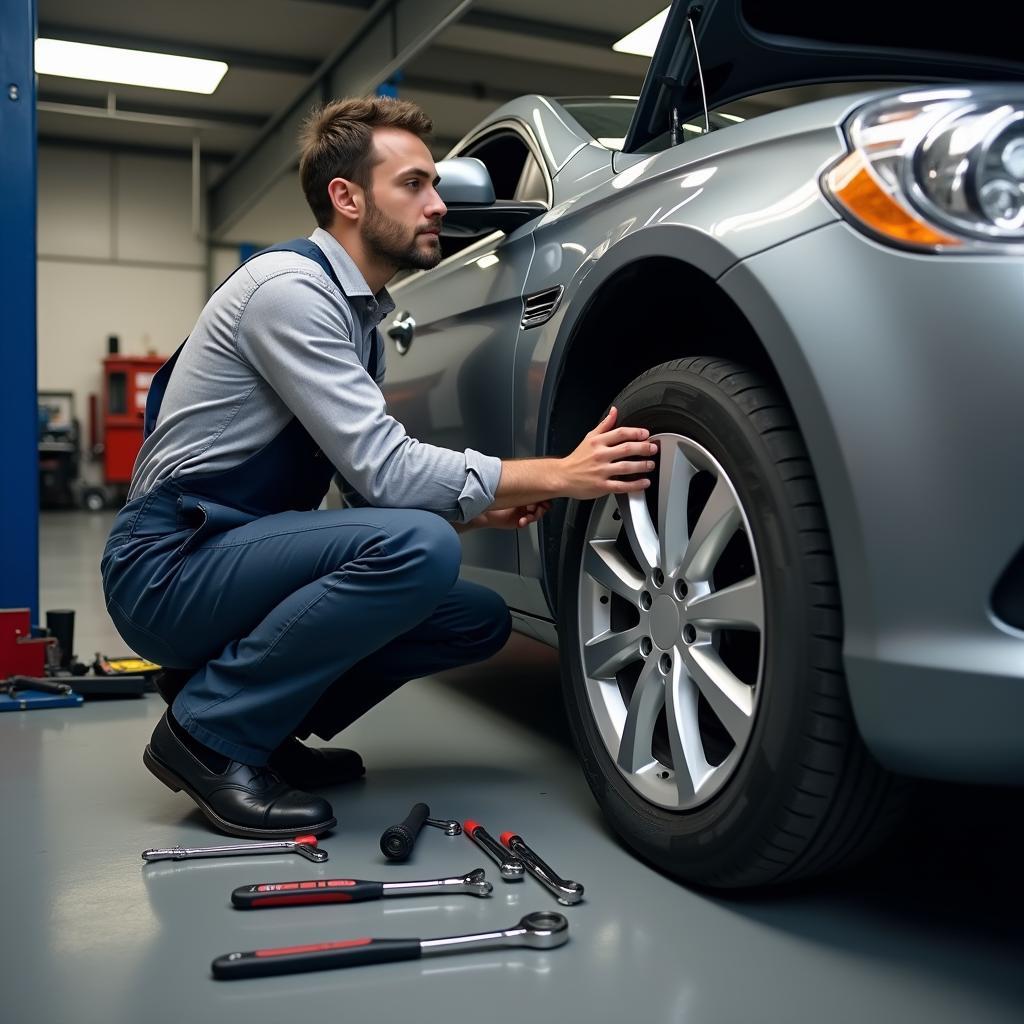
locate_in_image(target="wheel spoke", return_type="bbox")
[679,475,740,581]
[682,643,754,746]
[616,658,665,774]
[657,437,695,577]
[665,655,711,802]
[687,576,763,631]
[584,540,645,601]
[583,624,645,680]
[616,492,658,573]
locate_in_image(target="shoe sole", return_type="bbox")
[143,745,337,840]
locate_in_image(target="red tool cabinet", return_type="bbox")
[102,355,166,485]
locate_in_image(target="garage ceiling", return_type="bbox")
[36,0,664,163]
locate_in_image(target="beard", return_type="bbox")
[361,193,443,272]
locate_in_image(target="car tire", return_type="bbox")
[557,356,909,887]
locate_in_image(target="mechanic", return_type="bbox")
[100,97,658,840]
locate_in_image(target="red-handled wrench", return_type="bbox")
[231,867,491,909]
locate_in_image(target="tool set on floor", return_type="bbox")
[143,806,585,979]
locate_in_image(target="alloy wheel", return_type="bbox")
[576,433,765,810]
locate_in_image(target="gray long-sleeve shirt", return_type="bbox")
[129,228,502,523]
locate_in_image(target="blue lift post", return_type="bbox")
[0,0,39,620]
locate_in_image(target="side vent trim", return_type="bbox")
[521,285,564,329]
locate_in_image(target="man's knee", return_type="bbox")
[394,510,462,593]
[459,585,512,657]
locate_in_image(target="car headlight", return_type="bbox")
[822,86,1024,253]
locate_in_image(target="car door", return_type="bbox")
[382,124,551,580]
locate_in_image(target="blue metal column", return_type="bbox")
[0,0,39,619]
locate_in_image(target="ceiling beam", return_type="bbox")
[305,1,619,49]
[37,90,266,128]
[207,0,475,239]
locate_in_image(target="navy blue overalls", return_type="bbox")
[100,239,510,765]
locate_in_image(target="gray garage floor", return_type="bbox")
[1,512,1021,1024]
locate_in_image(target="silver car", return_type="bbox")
[381,0,1024,887]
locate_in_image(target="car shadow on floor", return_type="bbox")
[433,633,573,749]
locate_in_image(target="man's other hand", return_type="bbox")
[456,502,552,533]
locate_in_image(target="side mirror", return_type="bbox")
[436,157,546,238]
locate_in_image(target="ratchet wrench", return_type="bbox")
[212,910,569,979]
[231,868,492,908]
[501,832,584,905]
[142,834,327,863]
[463,820,524,880]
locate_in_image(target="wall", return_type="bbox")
[36,144,314,482]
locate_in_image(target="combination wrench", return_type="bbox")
[142,834,327,863]
[501,832,584,905]
[463,820,525,880]
[212,910,569,979]
[231,867,492,908]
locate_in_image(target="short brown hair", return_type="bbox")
[298,97,433,228]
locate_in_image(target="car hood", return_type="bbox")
[624,0,1024,151]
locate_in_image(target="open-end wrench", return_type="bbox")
[211,910,569,979]
[142,834,327,863]
[463,820,525,880]
[231,867,492,909]
[500,832,584,905]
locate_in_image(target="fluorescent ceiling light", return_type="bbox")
[613,7,669,58]
[35,38,228,94]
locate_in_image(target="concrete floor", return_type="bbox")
[0,511,1021,1023]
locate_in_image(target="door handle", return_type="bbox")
[387,312,416,355]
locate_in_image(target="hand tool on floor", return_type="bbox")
[211,910,569,979]
[463,820,525,880]
[500,831,584,905]
[231,867,492,909]
[379,801,462,861]
[142,834,328,863]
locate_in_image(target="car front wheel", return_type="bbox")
[557,357,908,887]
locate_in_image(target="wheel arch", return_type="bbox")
[538,248,778,610]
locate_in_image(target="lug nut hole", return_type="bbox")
[653,569,665,588]
[640,591,652,610]
[674,580,688,599]
[640,637,653,657]
[683,625,697,644]
[659,653,672,674]
[599,595,609,605]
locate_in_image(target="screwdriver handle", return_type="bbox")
[379,802,430,861]
[212,936,422,979]
[231,878,384,909]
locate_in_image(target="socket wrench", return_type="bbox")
[231,867,492,908]
[463,820,524,880]
[500,832,584,905]
[379,802,461,861]
[212,910,568,979]
[142,834,327,863]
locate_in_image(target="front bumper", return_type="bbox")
[722,222,1024,783]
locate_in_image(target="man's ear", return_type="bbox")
[328,177,362,224]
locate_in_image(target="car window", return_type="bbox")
[462,130,549,203]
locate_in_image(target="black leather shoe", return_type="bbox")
[268,737,366,789]
[143,712,337,839]
[153,671,364,789]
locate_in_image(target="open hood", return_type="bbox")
[624,0,1024,152]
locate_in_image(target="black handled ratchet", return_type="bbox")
[231,868,491,909]
[212,911,569,979]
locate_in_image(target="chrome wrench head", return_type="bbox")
[508,911,571,950]
[419,911,570,957]
[456,867,493,897]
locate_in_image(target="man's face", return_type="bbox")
[360,128,447,272]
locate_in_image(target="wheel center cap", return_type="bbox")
[650,596,681,651]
